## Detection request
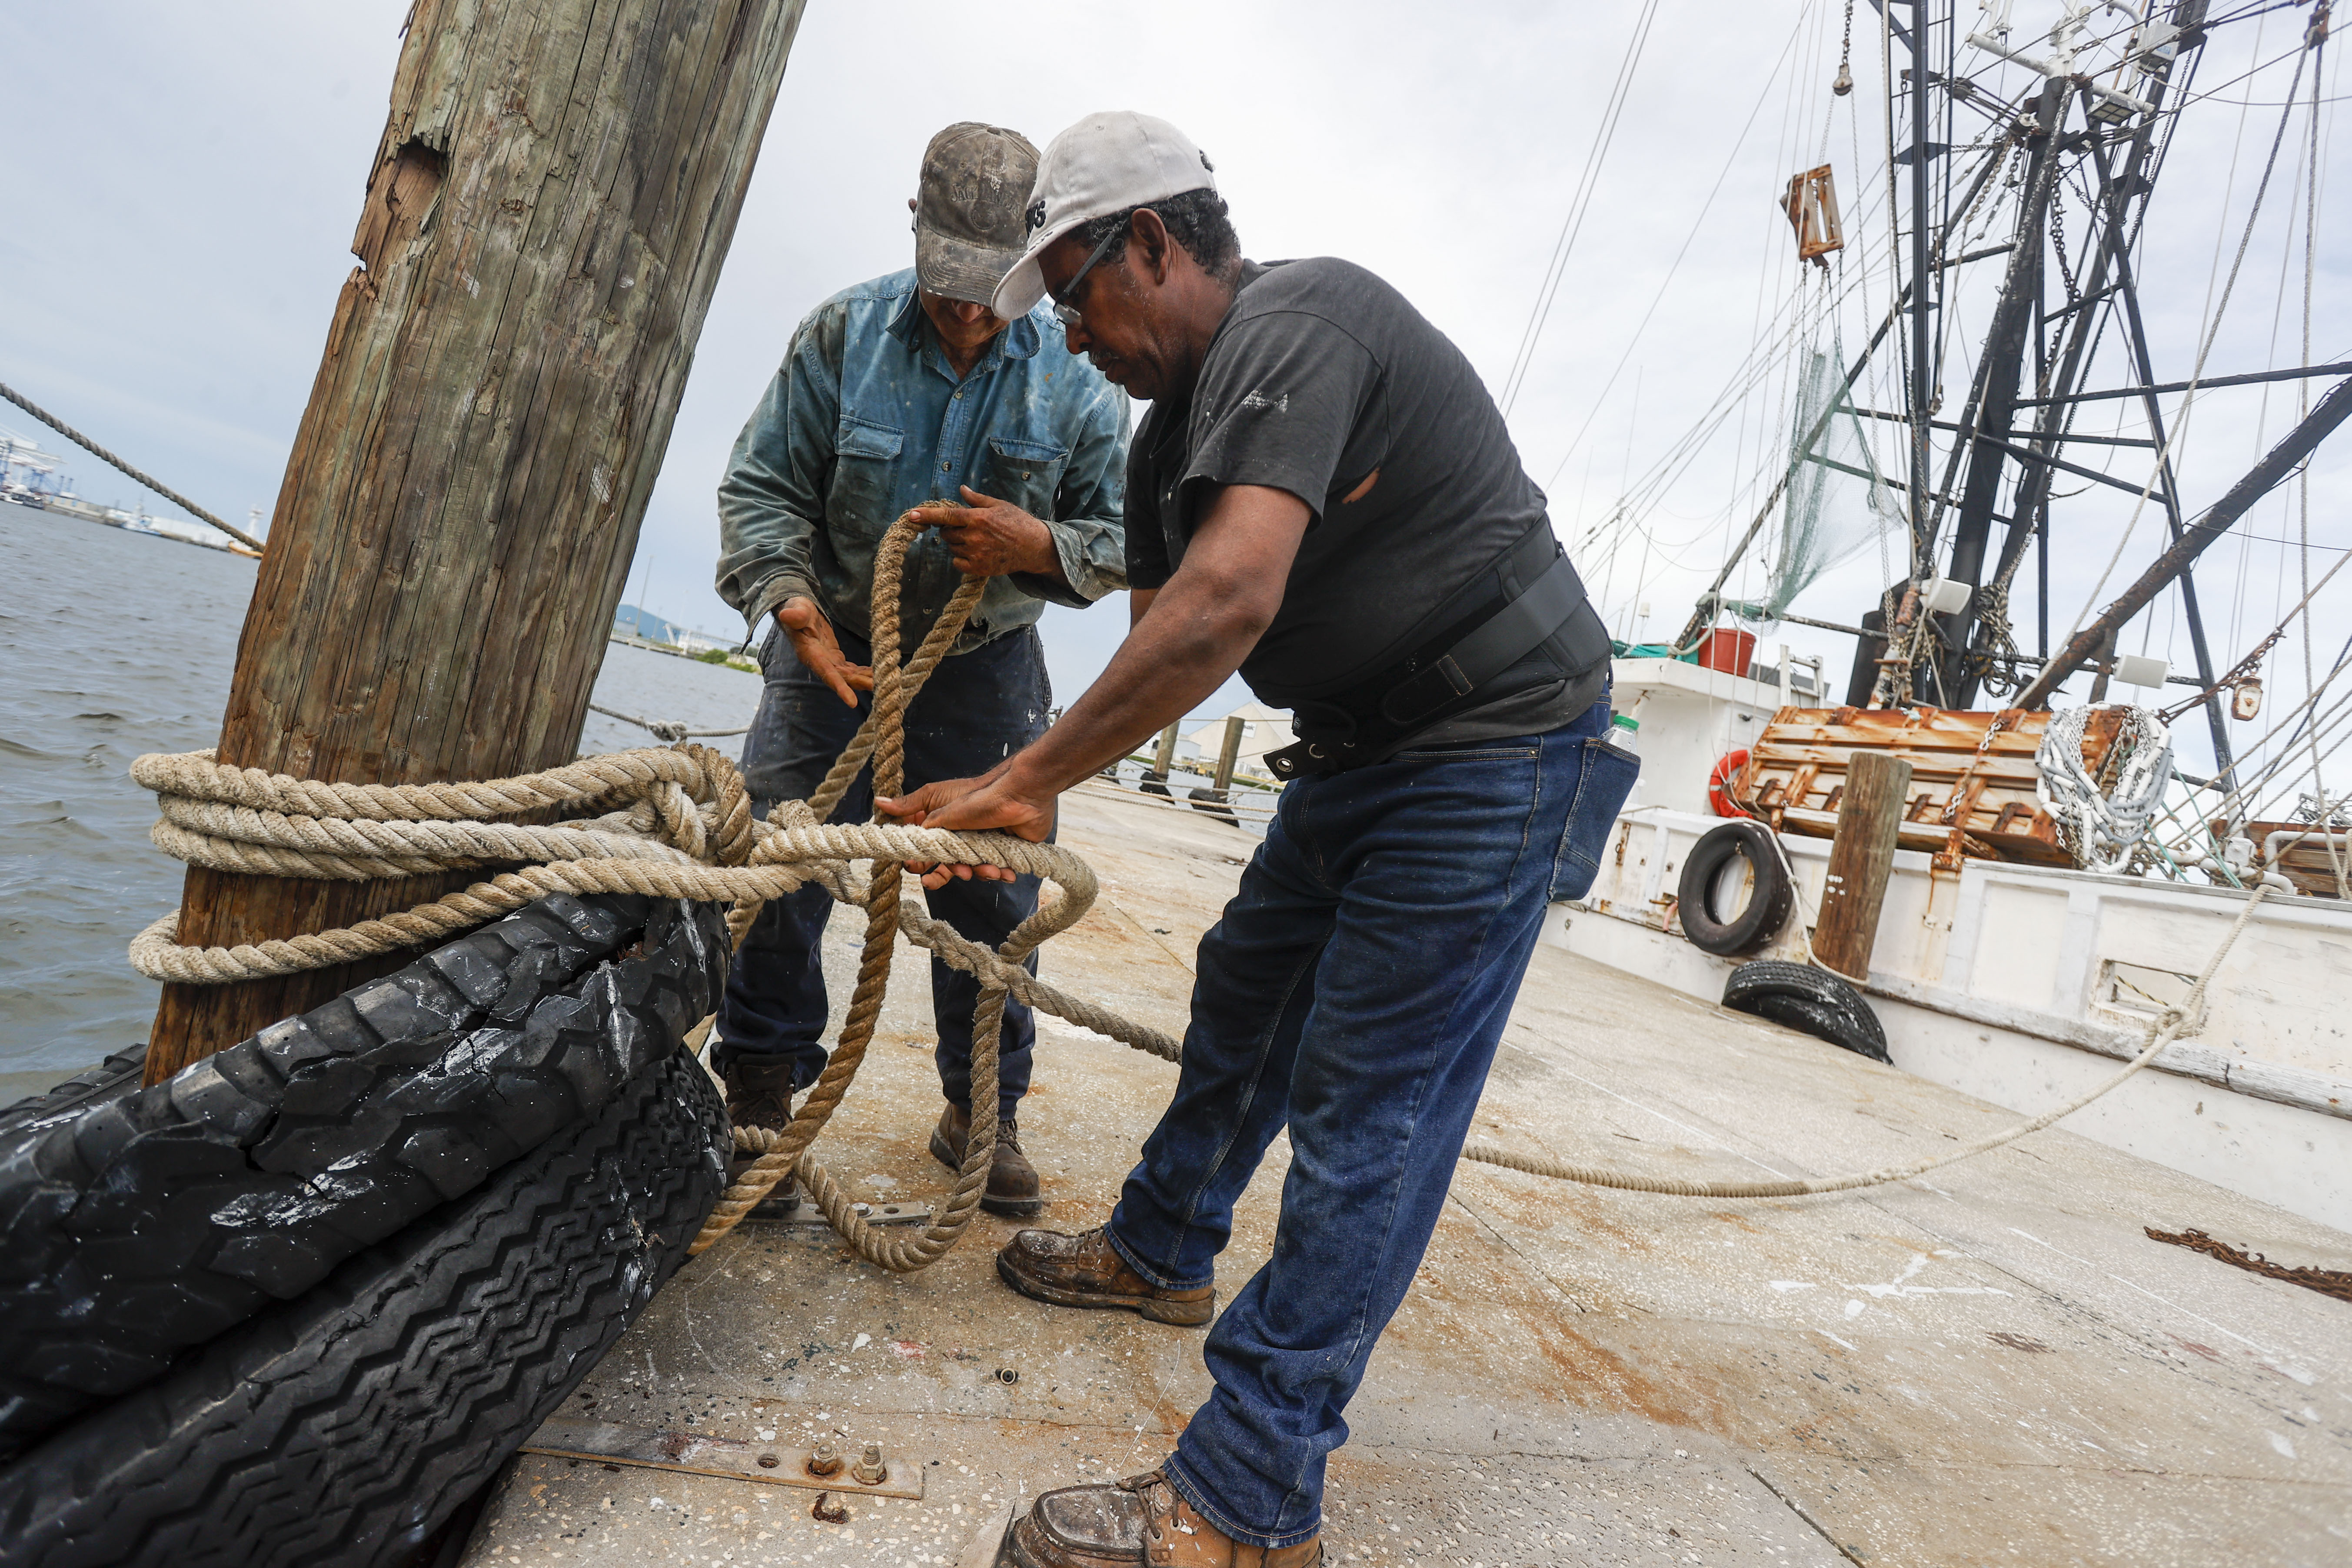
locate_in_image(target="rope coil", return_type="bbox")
[128,522,2275,1266]
[2035,704,2173,873]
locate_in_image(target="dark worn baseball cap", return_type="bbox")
[915,122,1041,306]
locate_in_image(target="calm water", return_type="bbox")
[0,506,761,1085]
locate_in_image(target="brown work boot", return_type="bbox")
[931,1102,1046,1216]
[1010,1471,1321,1567]
[996,1226,1214,1327]
[720,1058,798,1216]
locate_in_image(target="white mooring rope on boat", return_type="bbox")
[123,521,2278,1260]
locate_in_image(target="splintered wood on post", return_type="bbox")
[144,0,808,1082]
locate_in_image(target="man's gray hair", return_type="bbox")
[1075,187,1241,280]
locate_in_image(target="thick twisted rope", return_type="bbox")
[696,518,1027,1265]
[128,521,2277,1262]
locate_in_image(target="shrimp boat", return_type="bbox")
[1548,0,2352,1238]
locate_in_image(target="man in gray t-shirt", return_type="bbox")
[880,112,1634,1568]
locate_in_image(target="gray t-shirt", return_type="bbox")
[1124,257,1602,748]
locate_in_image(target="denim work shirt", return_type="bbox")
[715,268,1130,656]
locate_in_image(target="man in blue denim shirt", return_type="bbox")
[882,115,1635,1568]
[710,123,1129,1215]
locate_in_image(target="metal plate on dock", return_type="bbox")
[520,1420,926,1500]
[784,1200,933,1226]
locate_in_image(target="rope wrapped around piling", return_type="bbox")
[126,516,2279,1265]
[127,516,1171,1266]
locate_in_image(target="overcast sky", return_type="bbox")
[2,1,2344,784]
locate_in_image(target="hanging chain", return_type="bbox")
[2049,193,2082,309]
[1835,0,1856,94]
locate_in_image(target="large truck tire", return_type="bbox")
[0,893,728,1456]
[0,1045,728,1568]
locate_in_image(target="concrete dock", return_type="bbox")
[460,784,2352,1567]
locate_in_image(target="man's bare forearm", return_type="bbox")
[1009,581,1265,793]
[1002,485,1308,797]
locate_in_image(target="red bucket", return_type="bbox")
[1696,627,1758,676]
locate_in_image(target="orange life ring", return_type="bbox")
[1708,749,1751,818]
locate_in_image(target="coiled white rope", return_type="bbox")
[2036,704,2173,873]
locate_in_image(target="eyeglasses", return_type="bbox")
[1048,220,1130,330]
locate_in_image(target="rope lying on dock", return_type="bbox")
[1463,882,2265,1197]
[126,515,2277,1259]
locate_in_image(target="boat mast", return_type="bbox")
[1906,0,1937,647]
[1936,79,2064,702]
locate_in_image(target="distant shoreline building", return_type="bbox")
[0,426,258,558]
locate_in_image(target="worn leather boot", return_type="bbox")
[931,1102,1045,1217]
[719,1058,798,1216]
[1009,1471,1322,1567]
[995,1226,1214,1327]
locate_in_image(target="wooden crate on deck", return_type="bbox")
[1730,706,2125,868]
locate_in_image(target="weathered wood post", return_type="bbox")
[145,0,807,1082]
[1212,714,1247,795]
[1813,752,1913,983]
[1153,722,1181,779]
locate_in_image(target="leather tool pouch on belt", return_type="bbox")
[1264,520,1612,780]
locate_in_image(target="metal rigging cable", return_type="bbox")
[0,380,263,552]
[1495,0,1663,416]
[2060,42,2315,648]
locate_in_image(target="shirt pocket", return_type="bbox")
[1549,738,1641,902]
[829,413,905,534]
[984,435,1069,520]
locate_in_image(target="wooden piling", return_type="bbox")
[1813,752,1913,983]
[1212,715,1247,795]
[145,0,807,1082]
[1152,722,1180,779]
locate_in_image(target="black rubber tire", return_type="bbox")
[0,894,728,1457]
[0,1049,152,1143]
[1723,960,1891,1063]
[1675,821,1795,957]
[0,1047,727,1568]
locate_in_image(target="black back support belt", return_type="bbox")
[1265,523,1610,780]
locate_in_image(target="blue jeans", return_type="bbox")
[1107,701,1636,1549]
[712,623,1051,1121]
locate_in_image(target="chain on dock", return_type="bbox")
[126,515,2276,1265]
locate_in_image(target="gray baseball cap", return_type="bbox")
[993,111,1218,320]
[915,122,1041,306]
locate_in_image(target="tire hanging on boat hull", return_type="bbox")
[1675,821,1796,957]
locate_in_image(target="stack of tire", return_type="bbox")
[0,893,733,1568]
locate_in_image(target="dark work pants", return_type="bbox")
[1108,699,1636,1549]
[711,623,1051,1121]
